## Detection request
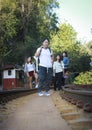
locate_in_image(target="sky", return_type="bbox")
[55,0,92,42]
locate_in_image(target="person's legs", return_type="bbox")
[44,68,53,92]
[58,72,63,90]
[28,71,34,89]
[34,72,38,88]
[29,76,33,89]
[62,75,65,86]
[38,66,46,93]
[54,73,58,90]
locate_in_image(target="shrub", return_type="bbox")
[74,71,92,85]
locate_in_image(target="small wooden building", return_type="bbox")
[2,65,24,90]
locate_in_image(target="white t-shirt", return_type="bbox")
[53,61,64,73]
[24,63,35,72]
[37,47,52,68]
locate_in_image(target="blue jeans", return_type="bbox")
[38,66,53,92]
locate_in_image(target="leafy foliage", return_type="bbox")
[50,23,77,53]
[50,23,91,72]
[0,13,19,41]
[0,0,91,74]
[84,41,92,58]
[74,71,92,85]
[0,38,7,63]
[0,0,59,65]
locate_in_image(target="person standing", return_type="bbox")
[62,51,69,72]
[35,39,53,96]
[53,54,64,90]
[24,57,38,89]
[62,51,70,85]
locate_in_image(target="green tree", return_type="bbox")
[50,23,79,71]
[50,23,77,53]
[0,0,19,64]
[85,41,92,58]
[50,23,91,72]
[0,0,59,65]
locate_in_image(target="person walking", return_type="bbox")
[24,57,38,89]
[35,39,53,96]
[53,54,64,90]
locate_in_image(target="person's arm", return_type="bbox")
[24,63,29,77]
[35,46,43,57]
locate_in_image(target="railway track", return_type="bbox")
[53,84,92,130]
[0,88,37,105]
[0,89,37,123]
[0,86,54,105]
[0,85,92,130]
[61,84,92,112]
[52,89,92,130]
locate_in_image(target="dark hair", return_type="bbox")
[56,54,61,62]
[62,51,68,57]
[42,38,49,43]
[27,57,32,64]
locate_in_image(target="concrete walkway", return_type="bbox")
[0,91,72,130]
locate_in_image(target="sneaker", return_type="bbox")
[45,92,50,96]
[38,92,43,96]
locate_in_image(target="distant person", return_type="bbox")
[35,39,53,96]
[62,51,69,72]
[53,54,64,90]
[24,57,38,89]
[62,51,70,85]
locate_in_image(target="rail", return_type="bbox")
[0,88,37,105]
[60,84,92,112]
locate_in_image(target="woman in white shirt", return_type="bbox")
[53,54,64,90]
[24,57,38,89]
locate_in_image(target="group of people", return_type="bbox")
[24,39,69,96]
